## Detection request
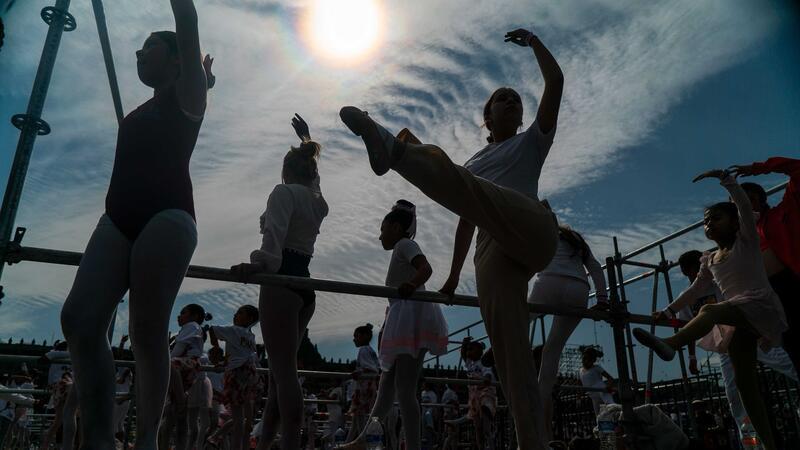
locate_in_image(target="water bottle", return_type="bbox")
[334,427,347,446]
[364,416,385,450]
[741,417,763,449]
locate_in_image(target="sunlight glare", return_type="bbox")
[305,0,384,64]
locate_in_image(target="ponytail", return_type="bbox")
[558,226,591,262]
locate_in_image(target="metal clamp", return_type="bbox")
[6,227,26,266]
[11,114,51,136]
[41,6,77,32]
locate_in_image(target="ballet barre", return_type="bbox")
[6,245,684,328]
[0,354,609,393]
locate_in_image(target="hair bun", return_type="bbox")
[205,313,213,321]
[294,141,321,159]
[366,323,374,330]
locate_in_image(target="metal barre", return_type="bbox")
[8,246,681,328]
[0,354,609,392]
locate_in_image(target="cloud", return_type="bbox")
[0,0,787,349]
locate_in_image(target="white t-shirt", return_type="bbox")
[441,387,458,405]
[212,325,258,370]
[356,345,379,372]
[171,322,204,358]
[463,121,555,199]
[386,238,424,298]
[420,389,438,405]
[465,360,494,383]
[250,179,329,273]
[45,350,71,385]
[580,365,606,389]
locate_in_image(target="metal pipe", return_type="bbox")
[424,334,489,363]
[621,259,661,270]
[614,237,639,387]
[0,0,73,293]
[11,246,672,327]
[90,0,124,124]
[446,319,484,337]
[660,245,697,439]
[606,256,639,446]
[644,267,659,403]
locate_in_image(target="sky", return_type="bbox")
[0,0,798,382]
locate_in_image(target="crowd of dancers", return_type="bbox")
[2,0,798,449]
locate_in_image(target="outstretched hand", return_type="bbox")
[692,169,730,183]
[398,282,418,298]
[439,276,459,297]
[292,113,311,142]
[230,262,265,282]
[504,28,535,47]
[728,164,755,177]
[203,54,215,90]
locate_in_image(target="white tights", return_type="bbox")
[60,211,197,449]
[528,274,589,442]
[256,286,316,450]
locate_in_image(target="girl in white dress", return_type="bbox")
[343,201,448,450]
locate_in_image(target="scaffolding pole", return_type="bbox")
[90,0,124,124]
[0,0,74,300]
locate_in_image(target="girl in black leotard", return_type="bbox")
[231,114,329,450]
[59,1,212,448]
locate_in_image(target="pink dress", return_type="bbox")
[670,176,788,352]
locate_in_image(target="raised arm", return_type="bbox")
[170,0,207,117]
[505,30,564,134]
[439,218,476,296]
[208,326,220,348]
[734,157,800,178]
[664,260,714,317]
[732,157,800,206]
[722,175,758,241]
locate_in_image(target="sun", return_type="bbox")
[304,0,384,64]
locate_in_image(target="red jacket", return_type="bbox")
[751,157,800,277]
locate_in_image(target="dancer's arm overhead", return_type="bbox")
[505,29,563,135]
[170,0,207,117]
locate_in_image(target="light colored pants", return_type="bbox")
[61,210,197,448]
[719,346,797,438]
[395,144,559,450]
[529,274,589,440]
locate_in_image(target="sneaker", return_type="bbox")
[632,328,676,361]
[339,106,398,176]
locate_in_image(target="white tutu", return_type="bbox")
[379,299,448,371]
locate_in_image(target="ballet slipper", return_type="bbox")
[339,106,401,176]
[633,328,676,361]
